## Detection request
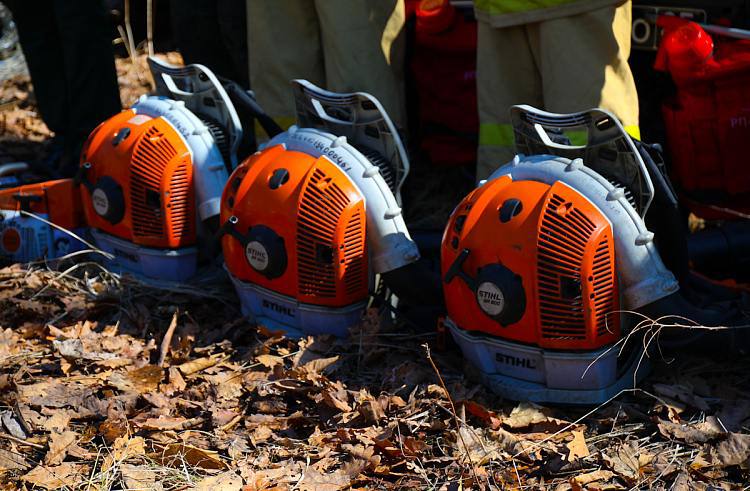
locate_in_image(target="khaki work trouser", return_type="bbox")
[476,2,639,181]
[246,0,406,133]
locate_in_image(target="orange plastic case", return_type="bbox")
[442,176,620,351]
[222,144,368,308]
[0,179,84,230]
[79,109,195,249]
[0,179,86,261]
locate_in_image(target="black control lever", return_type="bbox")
[215,215,247,245]
[74,162,95,192]
[444,248,477,291]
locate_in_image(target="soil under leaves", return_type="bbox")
[1,54,750,490]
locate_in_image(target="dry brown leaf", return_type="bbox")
[302,355,339,375]
[239,462,300,490]
[603,442,653,484]
[463,400,502,430]
[178,355,222,375]
[298,467,352,491]
[102,436,146,472]
[41,410,73,432]
[320,385,352,413]
[137,415,203,431]
[454,425,504,465]
[99,417,129,444]
[22,462,90,490]
[256,354,285,369]
[108,365,163,394]
[155,443,226,470]
[195,470,243,490]
[566,430,590,461]
[0,448,29,471]
[708,433,750,468]
[341,443,381,471]
[357,398,385,424]
[658,417,725,444]
[44,430,77,466]
[570,469,616,490]
[207,371,244,400]
[120,463,157,489]
[250,425,274,445]
[161,366,187,395]
[504,402,570,432]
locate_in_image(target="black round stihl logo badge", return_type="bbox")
[477,282,505,316]
[245,241,269,271]
[92,188,110,216]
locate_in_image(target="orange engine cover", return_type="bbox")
[442,176,620,351]
[222,144,368,307]
[79,109,195,248]
[0,179,84,229]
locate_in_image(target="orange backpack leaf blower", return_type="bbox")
[77,58,264,282]
[220,81,438,337]
[442,106,748,404]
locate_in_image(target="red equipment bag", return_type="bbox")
[408,0,478,167]
[656,17,750,201]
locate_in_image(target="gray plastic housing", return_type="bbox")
[229,271,366,338]
[446,318,647,405]
[92,229,198,282]
[291,80,409,204]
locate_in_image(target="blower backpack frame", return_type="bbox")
[441,105,747,405]
[221,80,426,338]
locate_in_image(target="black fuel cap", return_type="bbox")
[474,263,526,326]
[244,225,287,279]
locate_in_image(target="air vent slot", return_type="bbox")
[297,168,352,298]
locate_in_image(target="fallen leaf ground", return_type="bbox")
[1,54,749,490]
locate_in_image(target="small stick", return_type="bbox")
[158,310,179,367]
[0,432,44,450]
[124,0,137,65]
[146,0,155,58]
[423,343,480,486]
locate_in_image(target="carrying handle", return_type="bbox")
[290,80,410,203]
[148,56,244,168]
[510,105,655,219]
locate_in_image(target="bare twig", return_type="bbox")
[0,432,44,449]
[123,0,137,65]
[158,310,180,367]
[423,343,480,486]
[146,0,154,58]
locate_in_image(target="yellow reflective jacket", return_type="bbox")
[475,0,626,27]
